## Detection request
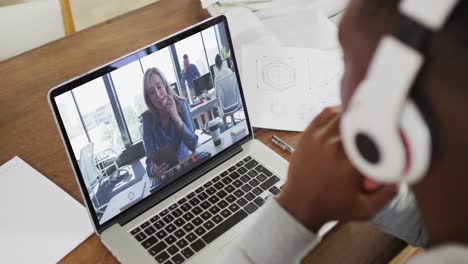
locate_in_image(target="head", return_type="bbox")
[215,54,223,70]
[340,0,468,245]
[183,54,189,68]
[143,67,177,115]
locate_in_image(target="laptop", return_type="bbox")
[48,16,288,263]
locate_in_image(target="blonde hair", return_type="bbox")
[143,67,183,125]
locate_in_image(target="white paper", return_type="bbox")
[242,45,343,131]
[0,157,93,264]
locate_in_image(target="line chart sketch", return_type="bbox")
[256,56,296,91]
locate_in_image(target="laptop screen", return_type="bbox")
[49,16,251,230]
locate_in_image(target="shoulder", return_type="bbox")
[141,110,153,124]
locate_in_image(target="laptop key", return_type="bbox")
[194,226,207,236]
[164,235,176,245]
[220,171,229,177]
[197,192,208,201]
[247,170,259,177]
[229,171,240,179]
[252,187,263,196]
[155,251,170,263]
[203,220,215,230]
[156,230,168,239]
[164,223,176,233]
[131,227,141,235]
[254,197,265,207]
[244,159,258,170]
[176,238,188,249]
[236,197,248,207]
[240,175,250,183]
[212,214,223,224]
[191,239,206,252]
[192,217,203,226]
[236,160,245,167]
[163,215,175,224]
[228,166,236,172]
[233,189,245,198]
[206,187,216,195]
[202,210,248,244]
[135,232,147,242]
[180,203,192,212]
[203,181,213,188]
[187,192,196,199]
[216,190,228,199]
[149,241,167,256]
[260,175,280,191]
[150,215,160,223]
[225,184,235,193]
[243,156,252,162]
[244,202,259,214]
[154,220,166,229]
[172,253,185,264]
[160,209,170,217]
[172,209,183,218]
[244,192,255,201]
[226,194,236,203]
[174,218,186,228]
[256,173,267,182]
[217,200,228,209]
[209,205,220,215]
[220,209,232,218]
[200,211,212,220]
[141,221,151,229]
[214,182,225,190]
[164,260,174,264]
[183,222,195,232]
[167,245,179,255]
[249,179,260,187]
[169,203,178,210]
[191,206,203,215]
[212,175,221,182]
[237,167,247,175]
[232,180,243,188]
[142,236,158,249]
[185,232,197,242]
[145,226,156,236]
[221,177,232,185]
[200,201,211,210]
[241,184,252,193]
[177,198,187,205]
[174,229,186,239]
[269,186,281,195]
[208,195,220,204]
[183,212,194,222]
[181,247,195,259]
[255,165,273,177]
[195,187,204,194]
[228,203,240,212]
[189,197,200,207]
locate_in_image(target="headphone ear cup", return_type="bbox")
[399,99,432,184]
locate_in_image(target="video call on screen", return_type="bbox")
[55,21,248,224]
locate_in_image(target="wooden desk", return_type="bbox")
[0,0,406,262]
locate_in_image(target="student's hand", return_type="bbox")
[152,162,169,177]
[277,106,398,232]
[164,95,184,129]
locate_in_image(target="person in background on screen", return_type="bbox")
[213,54,233,84]
[141,67,198,178]
[181,54,201,100]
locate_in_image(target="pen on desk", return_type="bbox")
[271,135,295,153]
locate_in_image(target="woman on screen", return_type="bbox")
[142,67,198,178]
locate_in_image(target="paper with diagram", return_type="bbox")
[242,45,343,131]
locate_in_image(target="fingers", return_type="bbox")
[362,178,383,193]
[312,105,342,128]
[358,184,398,217]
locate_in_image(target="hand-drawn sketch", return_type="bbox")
[257,57,296,91]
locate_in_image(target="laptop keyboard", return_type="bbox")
[129,156,284,264]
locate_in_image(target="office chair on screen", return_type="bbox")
[79,143,108,213]
[215,73,242,128]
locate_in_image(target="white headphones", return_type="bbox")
[341,0,460,184]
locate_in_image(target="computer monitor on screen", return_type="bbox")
[193,73,213,97]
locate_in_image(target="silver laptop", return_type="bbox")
[48,16,288,264]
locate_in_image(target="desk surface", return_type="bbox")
[0,0,405,262]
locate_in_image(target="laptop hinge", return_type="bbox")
[117,144,244,226]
